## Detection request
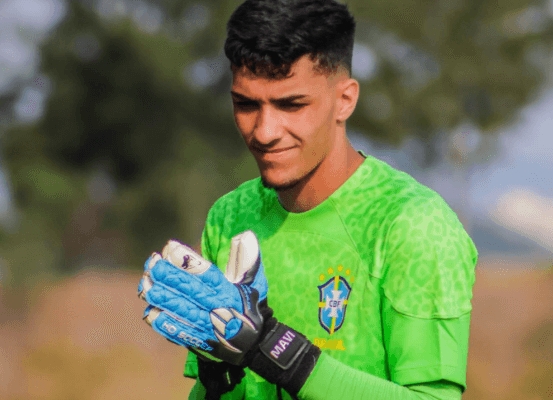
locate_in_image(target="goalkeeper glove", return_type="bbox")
[138,230,320,396]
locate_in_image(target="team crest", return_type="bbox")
[318,271,352,335]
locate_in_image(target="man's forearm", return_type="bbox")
[187,353,462,400]
[298,353,462,400]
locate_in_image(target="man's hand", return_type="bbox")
[138,230,321,397]
[138,230,268,365]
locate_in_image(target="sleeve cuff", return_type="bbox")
[392,364,466,392]
[183,350,198,378]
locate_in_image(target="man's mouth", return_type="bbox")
[253,147,295,161]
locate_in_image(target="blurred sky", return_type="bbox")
[475,91,553,253]
[0,0,65,93]
[0,0,552,257]
[471,89,553,207]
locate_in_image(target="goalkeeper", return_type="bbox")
[138,0,478,399]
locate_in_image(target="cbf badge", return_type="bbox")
[318,271,352,335]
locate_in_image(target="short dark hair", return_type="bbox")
[224,0,356,79]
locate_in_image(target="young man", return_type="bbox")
[139,0,478,399]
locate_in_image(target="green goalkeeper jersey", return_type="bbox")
[185,154,477,399]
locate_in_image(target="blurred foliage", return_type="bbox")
[350,0,553,162]
[0,0,552,285]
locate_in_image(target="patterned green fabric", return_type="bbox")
[185,155,477,399]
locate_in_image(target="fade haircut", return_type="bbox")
[224,0,356,79]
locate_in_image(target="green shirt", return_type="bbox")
[185,155,477,399]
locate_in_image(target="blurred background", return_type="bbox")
[0,0,552,398]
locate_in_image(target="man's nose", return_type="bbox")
[253,107,282,145]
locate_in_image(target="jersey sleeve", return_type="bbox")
[381,195,477,389]
[382,299,471,389]
[200,204,219,264]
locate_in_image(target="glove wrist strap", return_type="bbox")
[247,322,321,397]
[258,323,310,369]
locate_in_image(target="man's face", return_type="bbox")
[231,56,342,191]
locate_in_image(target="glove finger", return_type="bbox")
[150,258,240,307]
[143,277,245,333]
[162,240,210,275]
[225,231,268,301]
[144,279,211,321]
[138,253,162,299]
[144,253,162,272]
[226,230,260,284]
[161,240,238,289]
[161,235,268,302]
[143,305,215,351]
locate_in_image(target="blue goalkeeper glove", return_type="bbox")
[138,230,268,364]
[138,230,320,396]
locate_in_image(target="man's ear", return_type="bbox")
[336,78,359,123]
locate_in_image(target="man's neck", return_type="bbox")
[277,142,364,213]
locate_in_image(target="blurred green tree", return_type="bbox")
[350,0,553,164]
[1,0,552,285]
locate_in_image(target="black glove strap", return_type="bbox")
[258,323,310,369]
[247,322,321,397]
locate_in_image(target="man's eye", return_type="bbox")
[278,103,306,111]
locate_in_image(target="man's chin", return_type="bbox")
[260,176,301,192]
[260,164,321,192]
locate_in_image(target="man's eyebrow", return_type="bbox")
[230,91,309,103]
[230,91,253,101]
